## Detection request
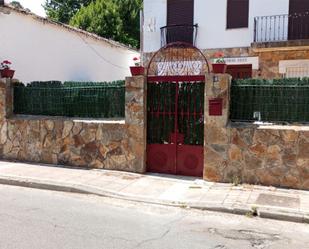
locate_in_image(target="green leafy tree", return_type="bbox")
[43,0,92,24]
[70,0,142,48]
[70,0,123,41]
[115,0,142,48]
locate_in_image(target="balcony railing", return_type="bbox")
[160,24,198,47]
[254,12,309,43]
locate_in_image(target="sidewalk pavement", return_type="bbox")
[0,160,308,224]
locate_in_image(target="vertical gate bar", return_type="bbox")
[193,83,197,145]
[201,82,204,145]
[148,84,151,143]
[151,83,154,143]
[177,84,183,139]
[178,84,180,134]
[197,83,200,145]
[187,82,190,144]
[160,83,164,143]
[182,83,185,142]
[161,83,165,143]
[156,83,161,143]
[174,81,179,174]
[159,83,162,143]
[152,83,156,143]
[163,83,167,142]
[147,83,150,143]
[181,83,184,142]
[170,83,174,141]
[181,83,184,139]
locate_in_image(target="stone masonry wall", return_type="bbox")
[0,76,147,173]
[1,74,308,190]
[204,74,309,190]
[228,125,309,189]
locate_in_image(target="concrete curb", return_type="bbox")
[0,175,307,224]
[257,207,308,224]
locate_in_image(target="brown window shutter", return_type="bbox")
[166,0,194,44]
[227,0,249,29]
[288,0,309,40]
[289,0,309,15]
[167,0,194,26]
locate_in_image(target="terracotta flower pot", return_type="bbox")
[212,63,227,74]
[0,68,15,78]
[130,66,144,76]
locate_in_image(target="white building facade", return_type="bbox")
[143,0,309,79]
[0,6,139,83]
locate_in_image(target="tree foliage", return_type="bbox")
[10,1,23,9]
[10,1,31,12]
[44,0,142,48]
[69,0,122,42]
[43,0,92,24]
[69,0,142,48]
[115,0,142,48]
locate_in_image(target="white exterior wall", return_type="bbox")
[143,0,289,52]
[143,0,167,53]
[0,10,139,82]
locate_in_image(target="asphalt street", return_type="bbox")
[0,184,308,249]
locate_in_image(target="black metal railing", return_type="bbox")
[254,12,309,43]
[160,24,198,47]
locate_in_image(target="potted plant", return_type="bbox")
[130,57,144,76]
[0,60,15,78]
[212,52,227,74]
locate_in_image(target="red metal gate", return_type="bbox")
[146,42,209,177]
[147,76,205,177]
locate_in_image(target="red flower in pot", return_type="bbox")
[130,57,144,76]
[0,60,15,78]
[212,52,227,74]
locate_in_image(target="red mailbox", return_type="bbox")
[209,98,223,116]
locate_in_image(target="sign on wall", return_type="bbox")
[211,56,259,70]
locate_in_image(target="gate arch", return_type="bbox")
[147,42,210,79]
[146,42,209,177]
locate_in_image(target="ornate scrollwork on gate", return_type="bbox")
[147,42,210,77]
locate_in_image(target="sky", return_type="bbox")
[5,0,46,17]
